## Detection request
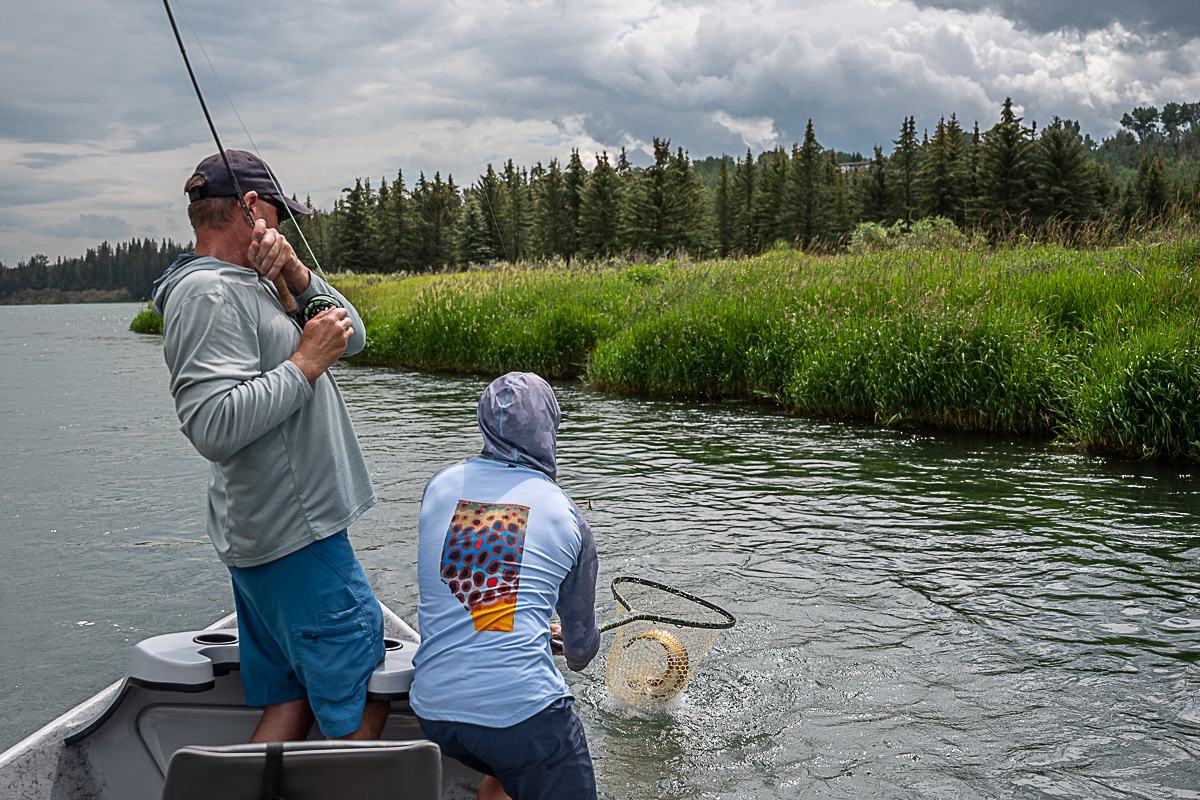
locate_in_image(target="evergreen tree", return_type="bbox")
[890,116,921,222]
[1189,166,1200,214]
[338,178,375,271]
[616,148,632,178]
[731,149,758,254]
[286,194,334,272]
[662,146,711,253]
[779,121,828,246]
[824,151,853,244]
[475,164,509,261]
[962,121,983,224]
[1134,154,1172,219]
[563,150,587,260]
[411,172,460,270]
[751,147,789,248]
[859,145,893,223]
[1033,118,1097,225]
[1092,163,1121,213]
[713,155,735,255]
[620,138,672,254]
[453,191,494,267]
[532,159,573,259]
[916,115,966,222]
[578,152,623,260]
[976,97,1037,232]
[501,159,532,262]
[374,170,417,273]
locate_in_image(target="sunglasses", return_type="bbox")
[262,197,288,219]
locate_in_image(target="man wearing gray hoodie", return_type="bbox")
[412,372,601,800]
[152,151,387,742]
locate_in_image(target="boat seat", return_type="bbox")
[160,739,442,800]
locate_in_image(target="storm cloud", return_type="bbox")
[910,0,1200,39]
[2,0,1199,265]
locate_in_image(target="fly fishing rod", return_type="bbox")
[162,0,297,314]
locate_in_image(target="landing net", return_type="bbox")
[602,577,735,707]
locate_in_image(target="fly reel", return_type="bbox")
[298,294,343,326]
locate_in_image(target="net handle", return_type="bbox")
[598,576,736,633]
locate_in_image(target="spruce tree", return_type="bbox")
[1034,118,1097,226]
[475,165,508,261]
[859,145,893,224]
[620,138,672,254]
[337,178,374,271]
[713,155,735,256]
[824,151,853,245]
[751,147,788,248]
[454,192,494,267]
[779,121,828,247]
[563,150,587,260]
[375,170,417,273]
[962,122,982,224]
[731,149,758,253]
[917,116,965,222]
[891,116,920,222]
[532,159,573,259]
[578,152,623,260]
[1134,155,1172,219]
[663,146,711,254]
[502,159,532,262]
[976,97,1037,232]
[412,172,460,270]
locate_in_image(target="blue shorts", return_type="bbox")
[227,531,384,738]
[417,697,596,800]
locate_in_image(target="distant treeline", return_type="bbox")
[289,96,1200,273]
[1,238,191,303]
[7,96,1200,299]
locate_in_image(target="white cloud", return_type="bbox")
[712,111,779,152]
[3,0,1200,265]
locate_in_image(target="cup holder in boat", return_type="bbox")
[192,632,238,645]
[383,637,405,651]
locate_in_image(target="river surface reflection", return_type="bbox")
[2,303,1198,798]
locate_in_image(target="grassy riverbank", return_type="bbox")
[338,230,1200,463]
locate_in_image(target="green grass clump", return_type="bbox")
[323,236,1200,464]
[130,304,162,334]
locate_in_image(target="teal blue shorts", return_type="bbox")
[228,531,384,738]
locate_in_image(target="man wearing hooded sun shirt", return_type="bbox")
[412,372,601,800]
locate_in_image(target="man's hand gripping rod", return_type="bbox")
[162,0,297,315]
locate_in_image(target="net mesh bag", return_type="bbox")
[602,577,735,707]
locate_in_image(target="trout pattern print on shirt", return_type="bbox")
[441,500,528,631]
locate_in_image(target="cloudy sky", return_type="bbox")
[2,0,1199,266]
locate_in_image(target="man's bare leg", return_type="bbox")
[478,775,512,800]
[334,699,391,740]
[250,699,314,742]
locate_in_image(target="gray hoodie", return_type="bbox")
[152,255,375,567]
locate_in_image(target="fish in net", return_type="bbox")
[599,577,735,707]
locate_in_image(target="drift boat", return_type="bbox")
[0,604,483,800]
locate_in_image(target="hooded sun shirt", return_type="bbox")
[411,372,600,727]
[152,254,375,567]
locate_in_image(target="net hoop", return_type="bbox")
[604,576,736,632]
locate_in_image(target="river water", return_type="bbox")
[2,302,1198,798]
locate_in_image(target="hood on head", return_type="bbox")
[478,372,560,480]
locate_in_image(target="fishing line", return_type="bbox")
[167,0,326,278]
[426,24,512,263]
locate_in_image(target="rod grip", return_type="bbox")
[274,276,298,314]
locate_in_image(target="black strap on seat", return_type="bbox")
[262,742,286,800]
